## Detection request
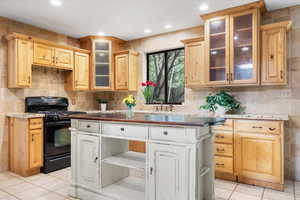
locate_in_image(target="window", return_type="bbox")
[147,48,184,104]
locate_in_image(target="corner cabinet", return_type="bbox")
[79,36,125,91]
[114,50,139,91]
[6,38,33,88]
[182,37,206,88]
[261,21,292,85]
[204,9,260,86]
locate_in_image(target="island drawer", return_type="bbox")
[214,143,233,157]
[214,131,233,144]
[102,123,148,139]
[215,156,233,174]
[235,120,281,134]
[212,119,233,131]
[78,120,100,133]
[149,127,197,142]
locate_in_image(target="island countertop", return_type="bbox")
[69,112,225,127]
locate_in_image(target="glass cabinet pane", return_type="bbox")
[233,14,253,81]
[94,41,111,87]
[209,19,226,82]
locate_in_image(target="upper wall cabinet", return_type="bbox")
[114,50,139,91]
[181,37,205,88]
[7,38,33,88]
[261,21,292,85]
[79,36,125,91]
[203,6,261,87]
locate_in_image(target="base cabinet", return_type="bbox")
[148,143,189,200]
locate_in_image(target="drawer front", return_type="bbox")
[215,143,233,157]
[149,127,196,142]
[78,120,100,133]
[214,131,233,144]
[215,156,233,174]
[29,118,43,130]
[102,123,148,139]
[212,119,233,131]
[235,120,281,134]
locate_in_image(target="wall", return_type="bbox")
[107,6,300,180]
[0,17,97,171]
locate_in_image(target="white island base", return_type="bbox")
[69,119,215,200]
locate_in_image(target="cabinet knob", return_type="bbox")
[86,124,91,128]
[252,126,263,129]
[216,135,224,139]
[217,148,225,152]
[120,128,125,131]
[216,163,224,167]
[269,127,276,131]
[163,131,168,136]
[270,54,274,60]
[94,157,98,163]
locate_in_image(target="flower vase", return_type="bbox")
[126,105,134,118]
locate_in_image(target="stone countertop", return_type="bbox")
[6,113,45,119]
[83,110,289,121]
[70,112,225,127]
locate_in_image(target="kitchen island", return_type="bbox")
[69,112,225,200]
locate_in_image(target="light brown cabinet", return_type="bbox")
[65,52,90,91]
[79,36,125,91]
[261,21,291,85]
[182,37,206,88]
[213,119,284,191]
[9,117,43,177]
[204,8,260,86]
[114,50,139,91]
[7,38,32,88]
[54,48,74,70]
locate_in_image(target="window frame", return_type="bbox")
[146,47,185,105]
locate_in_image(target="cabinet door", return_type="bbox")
[76,134,100,190]
[33,43,54,66]
[74,52,89,90]
[235,132,282,184]
[185,41,205,87]
[55,48,74,70]
[93,40,112,90]
[205,16,230,85]
[261,27,286,85]
[115,54,129,90]
[229,9,259,85]
[16,39,32,87]
[29,129,43,169]
[148,143,188,200]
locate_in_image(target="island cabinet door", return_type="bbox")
[76,133,100,190]
[148,143,189,200]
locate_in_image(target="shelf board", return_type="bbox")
[95,62,109,65]
[235,43,252,48]
[102,177,145,200]
[95,75,109,77]
[235,27,252,32]
[210,66,226,70]
[95,50,109,52]
[210,47,225,51]
[210,32,226,37]
[102,151,146,171]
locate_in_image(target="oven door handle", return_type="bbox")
[45,121,70,126]
[49,155,70,162]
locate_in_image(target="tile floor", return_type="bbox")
[0,168,299,200]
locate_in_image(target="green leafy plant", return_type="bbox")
[96,99,108,104]
[200,90,240,113]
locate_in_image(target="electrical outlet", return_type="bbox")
[280,89,291,98]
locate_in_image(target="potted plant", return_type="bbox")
[96,99,108,111]
[200,90,240,115]
[141,81,157,104]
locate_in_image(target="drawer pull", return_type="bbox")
[163,131,168,136]
[120,128,125,131]
[252,126,263,129]
[269,127,276,131]
[216,163,224,167]
[216,135,224,139]
[217,148,225,152]
[94,157,98,163]
[86,124,91,128]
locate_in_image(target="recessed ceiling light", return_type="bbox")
[97,32,105,36]
[164,24,172,29]
[144,29,152,33]
[199,3,209,11]
[49,0,62,7]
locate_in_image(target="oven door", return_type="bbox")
[44,120,71,156]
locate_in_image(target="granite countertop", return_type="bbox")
[6,113,45,119]
[70,112,226,127]
[83,110,289,121]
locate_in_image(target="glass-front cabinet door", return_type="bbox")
[93,40,113,90]
[230,10,259,85]
[205,16,230,85]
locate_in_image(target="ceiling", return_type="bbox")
[0,0,298,41]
